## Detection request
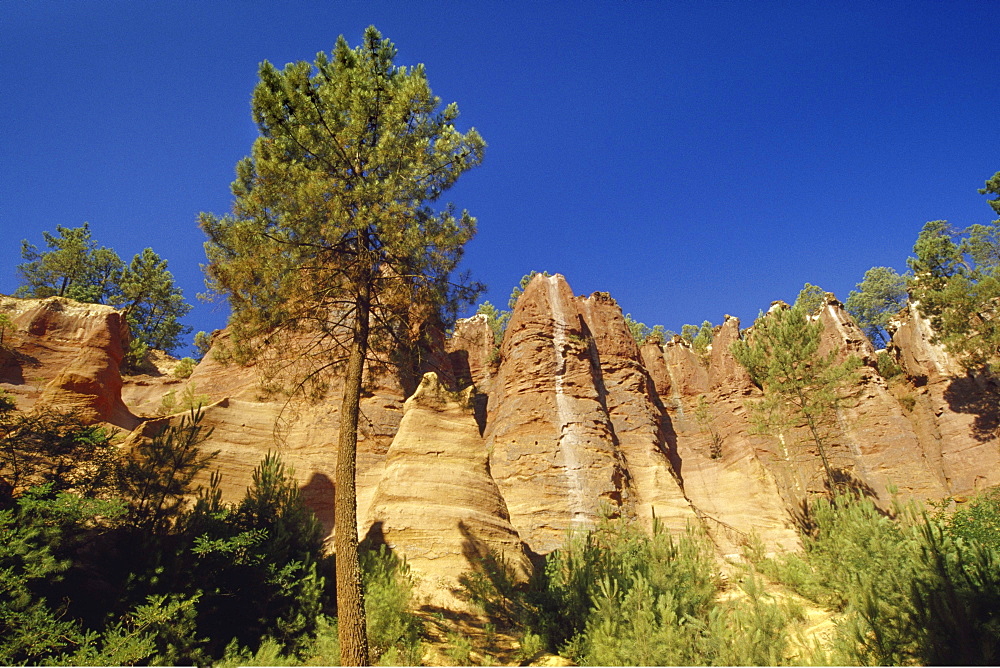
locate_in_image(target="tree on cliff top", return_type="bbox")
[908,173,1000,372]
[199,26,484,664]
[16,225,192,367]
[845,266,908,347]
[17,223,122,303]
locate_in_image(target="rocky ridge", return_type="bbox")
[2,274,998,607]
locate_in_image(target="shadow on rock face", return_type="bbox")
[455,521,530,625]
[301,471,336,538]
[943,373,1000,442]
[829,467,879,500]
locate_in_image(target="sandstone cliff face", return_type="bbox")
[891,303,1000,496]
[814,297,946,502]
[484,275,628,554]
[648,318,803,556]
[4,274,999,606]
[365,372,530,608]
[446,313,496,396]
[576,290,698,534]
[0,295,136,427]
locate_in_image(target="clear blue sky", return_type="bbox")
[2,1,998,354]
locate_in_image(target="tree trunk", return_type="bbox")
[805,414,837,494]
[335,281,371,666]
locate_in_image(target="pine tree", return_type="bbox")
[908,191,1000,372]
[199,27,484,664]
[731,303,861,492]
[793,282,827,316]
[16,223,122,301]
[845,267,908,347]
[16,228,192,362]
[476,301,509,345]
[114,248,193,369]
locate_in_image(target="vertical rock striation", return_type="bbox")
[577,290,698,534]
[484,274,627,555]
[364,372,531,608]
[653,317,803,556]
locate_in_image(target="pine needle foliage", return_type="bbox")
[757,492,1000,665]
[908,194,1000,372]
[845,266,909,347]
[118,408,217,536]
[199,26,484,664]
[15,225,192,364]
[199,26,485,390]
[731,303,861,493]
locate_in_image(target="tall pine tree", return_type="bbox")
[199,27,484,664]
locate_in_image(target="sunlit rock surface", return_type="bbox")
[3,275,999,606]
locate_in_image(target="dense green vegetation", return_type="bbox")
[841,170,1000,364]
[457,491,1000,666]
[907,201,1000,373]
[0,392,421,666]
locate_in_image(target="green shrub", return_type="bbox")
[946,486,1000,551]
[172,356,196,379]
[159,383,211,415]
[515,630,543,663]
[876,350,904,379]
[359,546,423,665]
[444,631,474,665]
[538,516,718,662]
[0,313,15,350]
[193,330,213,360]
[757,493,1000,665]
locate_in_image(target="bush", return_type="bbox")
[172,356,196,379]
[945,486,1000,551]
[159,383,211,415]
[0,313,15,350]
[757,493,1000,665]
[876,350,904,379]
[359,546,423,665]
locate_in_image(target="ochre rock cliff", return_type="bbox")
[484,275,629,554]
[890,303,1000,495]
[365,372,531,608]
[0,295,136,427]
[654,316,803,556]
[3,273,999,607]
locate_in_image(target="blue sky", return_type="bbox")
[2,1,998,354]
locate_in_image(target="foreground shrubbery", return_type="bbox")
[760,493,1000,665]
[462,492,1000,666]
[0,395,421,666]
[462,514,814,665]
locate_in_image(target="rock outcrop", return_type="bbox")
[650,317,803,556]
[4,273,999,608]
[365,372,530,608]
[484,275,629,554]
[0,295,136,427]
[891,303,1000,496]
[576,290,697,534]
